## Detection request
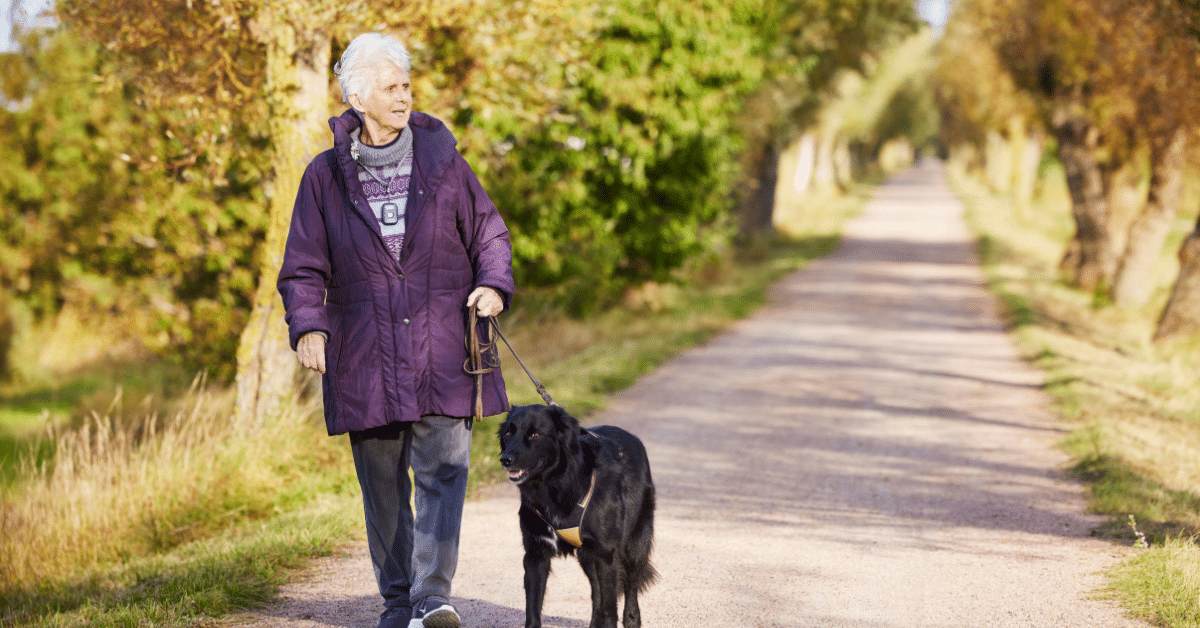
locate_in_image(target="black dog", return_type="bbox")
[497,404,657,628]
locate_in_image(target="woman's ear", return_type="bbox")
[347,93,365,113]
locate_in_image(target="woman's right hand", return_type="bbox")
[297,332,327,374]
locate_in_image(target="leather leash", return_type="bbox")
[465,310,556,422]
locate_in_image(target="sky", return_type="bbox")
[917,0,951,27]
[2,0,52,51]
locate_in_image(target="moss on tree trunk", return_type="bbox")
[235,22,330,425]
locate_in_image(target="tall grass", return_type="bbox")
[0,375,357,597]
[951,157,1200,627]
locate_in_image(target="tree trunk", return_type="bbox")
[1104,161,1146,266]
[235,23,331,426]
[813,130,837,194]
[833,135,852,189]
[739,139,779,239]
[793,133,816,196]
[1008,117,1041,221]
[985,128,1012,194]
[1113,130,1186,308]
[1155,213,1200,340]
[0,289,12,382]
[1052,109,1116,293]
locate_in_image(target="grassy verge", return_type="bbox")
[1,185,867,628]
[950,159,1200,627]
[0,357,201,488]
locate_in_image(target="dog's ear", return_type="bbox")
[547,405,579,433]
[547,405,581,452]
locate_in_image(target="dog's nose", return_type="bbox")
[499,454,514,468]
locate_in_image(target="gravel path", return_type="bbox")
[224,162,1146,628]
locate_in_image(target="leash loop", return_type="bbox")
[464,308,499,422]
[465,311,557,422]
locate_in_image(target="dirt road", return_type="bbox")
[227,162,1145,627]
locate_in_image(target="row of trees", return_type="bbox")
[0,0,919,416]
[934,0,1200,339]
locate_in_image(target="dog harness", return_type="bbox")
[536,471,596,548]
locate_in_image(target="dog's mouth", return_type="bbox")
[505,460,541,485]
[507,468,530,484]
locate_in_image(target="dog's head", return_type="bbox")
[497,404,582,485]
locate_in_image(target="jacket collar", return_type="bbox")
[329,108,458,178]
[328,109,459,259]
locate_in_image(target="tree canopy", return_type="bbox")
[0,0,920,384]
[934,0,1200,338]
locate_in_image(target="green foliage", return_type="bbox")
[0,30,265,379]
[868,75,940,155]
[829,32,941,160]
[938,0,1200,161]
[469,0,917,311]
[470,0,777,313]
[931,1,1038,152]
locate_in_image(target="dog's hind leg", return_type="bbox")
[621,577,642,628]
[622,487,656,628]
[579,552,621,628]
[627,487,659,594]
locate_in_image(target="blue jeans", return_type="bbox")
[349,415,472,614]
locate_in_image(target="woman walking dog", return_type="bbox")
[277,32,514,628]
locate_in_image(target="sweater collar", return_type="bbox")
[352,125,413,167]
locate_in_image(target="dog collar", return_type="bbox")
[537,471,596,548]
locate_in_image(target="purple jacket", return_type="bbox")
[277,109,513,435]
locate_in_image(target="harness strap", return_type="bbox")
[536,470,596,548]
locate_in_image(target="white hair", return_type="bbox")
[334,33,413,104]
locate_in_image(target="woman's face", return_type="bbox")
[352,60,412,142]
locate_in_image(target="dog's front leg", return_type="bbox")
[578,551,620,628]
[522,544,553,628]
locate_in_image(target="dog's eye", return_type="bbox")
[529,432,541,440]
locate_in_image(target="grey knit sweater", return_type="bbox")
[351,126,414,261]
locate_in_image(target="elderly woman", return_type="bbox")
[277,32,513,628]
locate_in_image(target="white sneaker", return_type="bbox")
[408,599,460,628]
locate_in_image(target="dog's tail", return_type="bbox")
[630,556,659,594]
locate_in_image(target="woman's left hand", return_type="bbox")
[466,286,503,317]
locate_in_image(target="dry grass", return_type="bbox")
[951,157,1200,627]
[0,376,356,594]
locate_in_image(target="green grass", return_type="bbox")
[1108,536,1200,627]
[951,158,1200,627]
[1,495,362,628]
[0,184,866,628]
